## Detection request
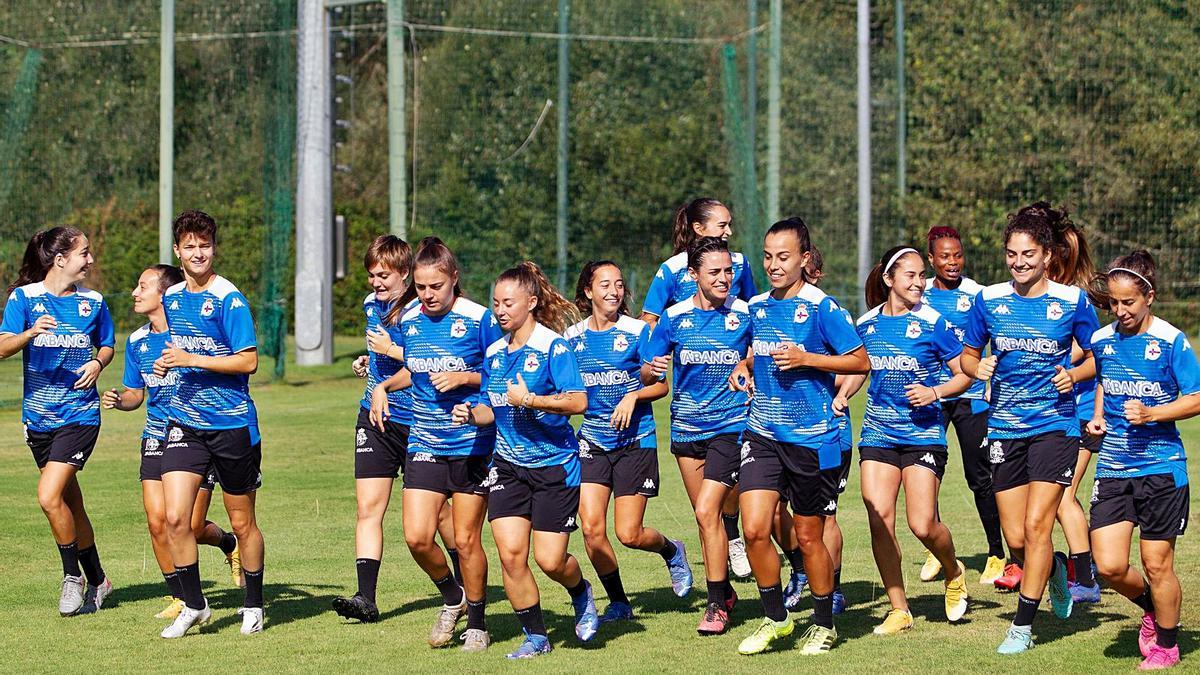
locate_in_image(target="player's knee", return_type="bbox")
[614,523,644,549]
[532,550,567,577]
[1142,555,1174,582]
[37,489,64,516]
[694,501,721,530]
[1094,556,1127,582]
[908,518,938,542]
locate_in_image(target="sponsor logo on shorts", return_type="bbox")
[577,439,592,460]
[1062,468,1073,479]
[739,441,753,467]
[920,452,935,465]
[642,478,656,490]
[356,428,367,447]
[169,427,184,443]
[72,452,84,461]
[824,500,837,512]
[989,440,1004,464]
[145,438,160,453]
[1046,301,1063,321]
[564,516,576,528]
[411,452,435,463]
[1090,481,1099,504]
[482,467,499,489]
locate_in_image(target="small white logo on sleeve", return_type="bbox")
[230,297,244,309]
[553,344,569,357]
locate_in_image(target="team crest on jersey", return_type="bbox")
[725,313,741,331]
[200,298,215,318]
[169,427,184,443]
[1102,344,1115,356]
[32,302,46,314]
[956,295,971,312]
[1145,340,1162,361]
[356,427,367,447]
[1046,301,1063,321]
[905,321,922,339]
[78,298,92,317]
[613,334,629,352]
[524,353,540,372]
[995,304,1011,315]
[793,304,810,323]
[988,440,1004,464]
[450,318,467,339]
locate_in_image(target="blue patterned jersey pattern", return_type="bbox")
[1,283,115,431]
[643,296,751,443]
[400,297,501,456]
[1092,318,1199,486]
[746,285,862,447]
[163,277,258,438]
[964,280,1100,439]
[564,315,657,450]
[923,276,987,402]
[482,323,586,469]
[359,293,414,426]
[1073,302,1102,422]
[641,250,758,317]
[857,303,963,448]
[123,324,178,439]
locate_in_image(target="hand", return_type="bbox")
[904,383,938,407]
[1051,364,1075,394]
[1124,399,1155,425]
[72,359,101,389]
[101,388,121,409]
[647,354,671,380]
[369,384,390,431]
[27,314,56,337]
[430,371,466,393]
[832,394,849,416]
[770,343,809,371]
[155,341,192,376]
[610,392,638,430]
[506,373,530,407]
[366,328,397,358]
[451,402,475,426]
[1086,417,1107,436]
[728,360,754,395]
[976,355,998,381]
[351,355,369,378]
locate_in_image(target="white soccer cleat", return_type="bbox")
[160,600,212,638]
[728,538,752,578]
[238,606,264,635]
[59,575,86,616]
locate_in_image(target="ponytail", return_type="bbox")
[1087,250,1157,309]
[496,261,579,334]
[9,226,85,293]
[671,198,727,254]
[865,245,921,309]
[1048,217,1095,289]
[573,260,628,317]
[397,236,463,314]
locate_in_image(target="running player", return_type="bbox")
[155,210,266,638]
[451,261,596,659]
[0,227,115,616]
[921,226,1007,585]
[640,198,757,577]
[565,260,693,623]
[844,246,971,634]
[360,237,501,651]
[731,218,869,656]
[640,237,751,636]
[1086,251,1198,670]
[961,201,1100,654]
[102,264,242,620]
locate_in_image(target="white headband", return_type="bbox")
[884,247,919,274]
[1109,267,1154,289]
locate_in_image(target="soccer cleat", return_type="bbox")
[1139,644,1181,670]
[76,577,114,615]
[944,560,969,622]
[599,601,633,624]
[873,608,914,635]
[997,624,1034,654]
[920,549,942,582]
[666,540,694,597]
[238,606,264,635]
[831,589,847,615]
[737,616,795,655]
[728,538,752,578]
[571,581,600,642]
[1048,552,1073,620]
[783,571,808,609]
[428,596,467,647]
[797,624,838,655]
[979,555,1007,585]
[161,601,212,638]
[226,543,245,588]
[994,562,1024,591]
[1068,581,1101,604]
[155,597,185,620]
[59,574,86,616]
[697,602,731,635]
[1139,613,1158,658]
[506,630,552,659]
[725,587,739,613]
[460,628,491,653]
[332,593,380,623]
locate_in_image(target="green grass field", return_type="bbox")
[1,335,1196,673]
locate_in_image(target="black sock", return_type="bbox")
[759,584,787,622]
[176,562,205,610]
[1013,593,1040,627]
[244,567,264,608]
[356,558,381,603]
[57,541,81,578]
[706,579,728,606]
[163,572,184,600]
[77,545,105,586]
[812,592,834,628]
[722,513,740,541]
[598,570,629,605]
[567,577,589,600]
[1069,551,1095,586]
[834,567,843,592]
[447,548,463,587]
[432,572,463,606]
[217,530,237,556]
[975,492,1005,558]
[1131,583,1155,614]
[1157,623,1178,649]
[515,603,547,636]
[724,580,735,601]
[658,538,678,562]
[785,548,805,575]
[466,596,487,631]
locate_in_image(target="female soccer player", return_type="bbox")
[640,198,757,578]
[565,260,692,622]
[961,201,1100,654]
[102,264,242,620]
[0,226,115,616]
[154,210,266,638]
[730,218,868,656]
[844,246,971,634]
[640,237,751,636]
[451,261,596,659]
[1086,251,1199,670]
[921,226,1007,585]
[361,237,501,651]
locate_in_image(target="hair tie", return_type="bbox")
[1109,267,1153,290]
[884,248,919,274]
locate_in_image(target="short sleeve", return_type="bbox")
[933,317,964,361]
[1171,333,1200,396]
[1072,295,1100,351]
[0,290,27,335]
[963,292,989,349]
[548,339,585,393]
[641,264,674,317]
[93,300,116,348]
[642,316,674,363]
[479,310,503,351]
[222,292,257,353]
[737,264,758,301]
[818,298,862,355]
[122,336,145,389]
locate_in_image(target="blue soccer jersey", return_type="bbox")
[564,315,657,450]
[641,250,758,318]
[359,293,413,426]
[401,297,501,457]
[923,276,987,403]
[857,303,963,448]
[746,285,862,447]
[482,323,586,469]
[163,277,258,436]
[123,324,178,440]
[964,280,1100,439]
[1,283,115,431]
[643,296,751,443]
[1092,318,1199,485]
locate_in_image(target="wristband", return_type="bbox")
[87,358,102,370]
[522,393,535,408]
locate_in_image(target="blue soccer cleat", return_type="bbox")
[506,630,552,659]
[997,624,1034,655]
[783,571,808,609]
[831,589,848,615]
[666,540,694,598]
[599,601,633,624]
[1068,581,1100,604]
[572,581,600,642]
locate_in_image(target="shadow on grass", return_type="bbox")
[1027,599,1128,647]
[204,582,339,631]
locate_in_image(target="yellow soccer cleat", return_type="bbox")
[155,596,185,620]
[944,560,969,622]
[873,608,914,635]
[920,549,942,582]
[737,616,795,655]
[979,555,1006,585]
[227,543,245,588]
[798,624,838,655]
